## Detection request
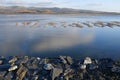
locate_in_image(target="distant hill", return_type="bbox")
[0,6,120,15]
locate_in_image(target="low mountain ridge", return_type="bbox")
[0,6,119,15]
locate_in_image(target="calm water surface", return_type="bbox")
[0,14,120,59]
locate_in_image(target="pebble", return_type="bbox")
[80,64,87,70]
[43,63,54,70]
[59,56,67,64]
[9,57,17,63]
[0,60,3,65]
[8,65,18,71]
[84,57,92,65]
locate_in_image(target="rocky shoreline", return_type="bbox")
[0,56,120,80]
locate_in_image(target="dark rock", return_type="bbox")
[27,58,40,69]
[0,56,119,80]
[99,58,114,69]
[0,76,5,80]
[9,57,17,64]
[50,68,63,80]
[39,59,45,65]
[5,72,14,80]
[66,56,73,65]
[88,64,98,70]
[20,56,29,64]
[111,66,120,73]
[0,64,11,71]
[0,71,6,77]
[71,23,84,28]
[17,65,28,80]
[31,75,39,80]
[83,22,93,27]
[108,21,120,27]
[64,68,72,76]
[43,64,54,70]
[94,21,107,27]
[59,56,67,64]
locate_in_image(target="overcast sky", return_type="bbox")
[0,0,120,12]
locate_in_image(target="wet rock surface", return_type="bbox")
[0,56,119,80]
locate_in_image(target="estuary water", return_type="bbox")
[0,14,120,59]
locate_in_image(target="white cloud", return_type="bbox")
[0,0,54,7]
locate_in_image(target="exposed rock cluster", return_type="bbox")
[16,21,120,28]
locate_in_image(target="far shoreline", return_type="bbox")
[0,13,120,16]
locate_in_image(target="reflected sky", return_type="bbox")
[0,14,120,59]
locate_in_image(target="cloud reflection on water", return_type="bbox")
[0,22,95,56]
[32,28,95,52]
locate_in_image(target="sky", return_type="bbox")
[0,0,120,12]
